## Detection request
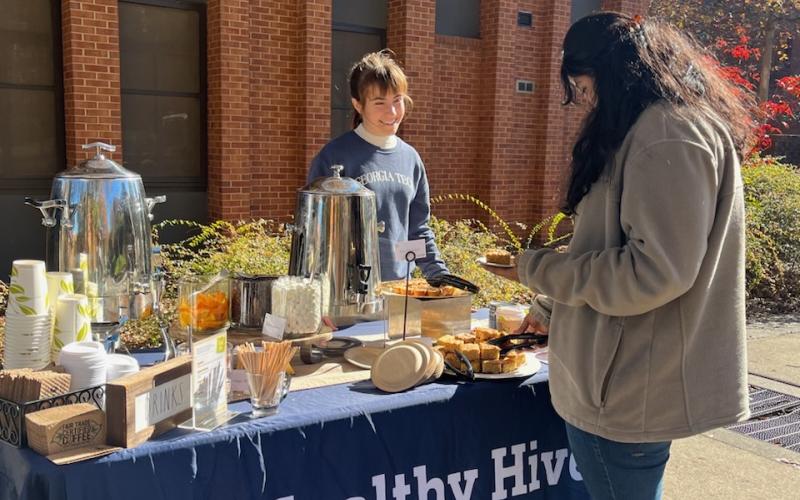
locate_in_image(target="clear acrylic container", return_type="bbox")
[177,274,231,333]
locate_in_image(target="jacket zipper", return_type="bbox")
[600,320,625,408]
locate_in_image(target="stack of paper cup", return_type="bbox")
[46,272,74,313]
[106,354,140,382]
[58,341,108,390]
[54,294,93,351]
[4,260,52,369]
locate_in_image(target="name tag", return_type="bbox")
[262,313,287,340]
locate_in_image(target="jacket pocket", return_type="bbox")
[599,319,625,408]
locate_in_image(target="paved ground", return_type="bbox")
[663,316,800,499]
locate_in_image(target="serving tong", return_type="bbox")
[425,274,480,294]
[488,333,548,355]
[442,349,475,381]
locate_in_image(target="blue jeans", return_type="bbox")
[565,422,672,500]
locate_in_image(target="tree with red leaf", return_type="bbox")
[650,0,800,103]
[651,0,800,155]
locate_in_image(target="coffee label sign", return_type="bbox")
[50,418,102,448]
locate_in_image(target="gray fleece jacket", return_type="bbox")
[519,102,749,442]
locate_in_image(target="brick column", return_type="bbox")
[478,0,517,217]
[207,0,251,220]
[601,0,650,15]
[387,0,436,163]
[300,1,331,170]
[61,0,122,166]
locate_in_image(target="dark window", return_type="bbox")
[119,1,206,191]
[0,0,64,192]
[331,1,387,139]
[517,11,533,28]
[435,0,480,38]
[571,0,602,24]
[333,0,387,29]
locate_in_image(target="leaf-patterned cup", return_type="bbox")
[46,272,75,313]
[54,293,93,351]
[8,260,48,316]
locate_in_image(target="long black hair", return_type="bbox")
[561,12,756,215]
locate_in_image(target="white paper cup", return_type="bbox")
[46,272,74,312]
[84,281,102,322]
[8,260,48,316]
[54,294,93,350]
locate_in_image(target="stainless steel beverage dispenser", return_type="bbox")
[288,165,383,325]
[25,142,165,328]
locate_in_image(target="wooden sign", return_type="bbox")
[25,403,120,464]
[26,403,106,456]
[105,356,192,448]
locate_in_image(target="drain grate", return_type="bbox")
[726,385,800,452]
[746,386,800,418]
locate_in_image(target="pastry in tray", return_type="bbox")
[435,328,526,374]
[382,278,463,297]
[484,248,512,265]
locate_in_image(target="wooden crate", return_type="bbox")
[105,356,192,448]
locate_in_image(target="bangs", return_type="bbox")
[358,64,407,100]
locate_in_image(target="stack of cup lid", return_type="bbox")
[105,354,140,382]
[53,294,93,352]
[370,339,445,393]
[4,260,52,369]
[58,341,108,391]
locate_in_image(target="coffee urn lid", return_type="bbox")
[301,165,373,196]
[58,142,140,180]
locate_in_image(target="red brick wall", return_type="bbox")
[207,0,251,220]
[58,0,647,231]
[207,0,330,221]
[61,0,122,167]
[428,35,483,221]
[601,0,650,15]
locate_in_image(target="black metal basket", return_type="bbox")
[0,385,105,448]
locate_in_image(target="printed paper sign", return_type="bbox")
[262,313,287,340]
[190,332,229,428]
[394,239,426,262]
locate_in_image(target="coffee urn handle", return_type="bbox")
[145,195,167,221]
[82,142,116,160]
[25,197,68,228]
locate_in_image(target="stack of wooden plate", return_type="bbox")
[370,339,444,393]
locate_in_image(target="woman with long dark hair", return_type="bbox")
[484,12,755,499]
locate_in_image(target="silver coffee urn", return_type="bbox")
[289,165,384,325]
[26,142,165,340]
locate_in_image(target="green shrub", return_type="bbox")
[427,216,534,307]
[743,156,800,312]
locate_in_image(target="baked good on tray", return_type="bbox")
[384,278,462,297]
[484,249,512,265]
[435,328,526,374]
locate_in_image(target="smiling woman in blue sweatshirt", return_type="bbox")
[308,50,448,282]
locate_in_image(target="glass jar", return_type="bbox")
[177,274,231,333]
[270,276,322,337]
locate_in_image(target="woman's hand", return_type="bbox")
[513,312,548,334]
[479,260,521,283]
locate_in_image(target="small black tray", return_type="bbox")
[0,385,105,448]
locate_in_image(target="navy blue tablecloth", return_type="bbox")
[0,314,588,500]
